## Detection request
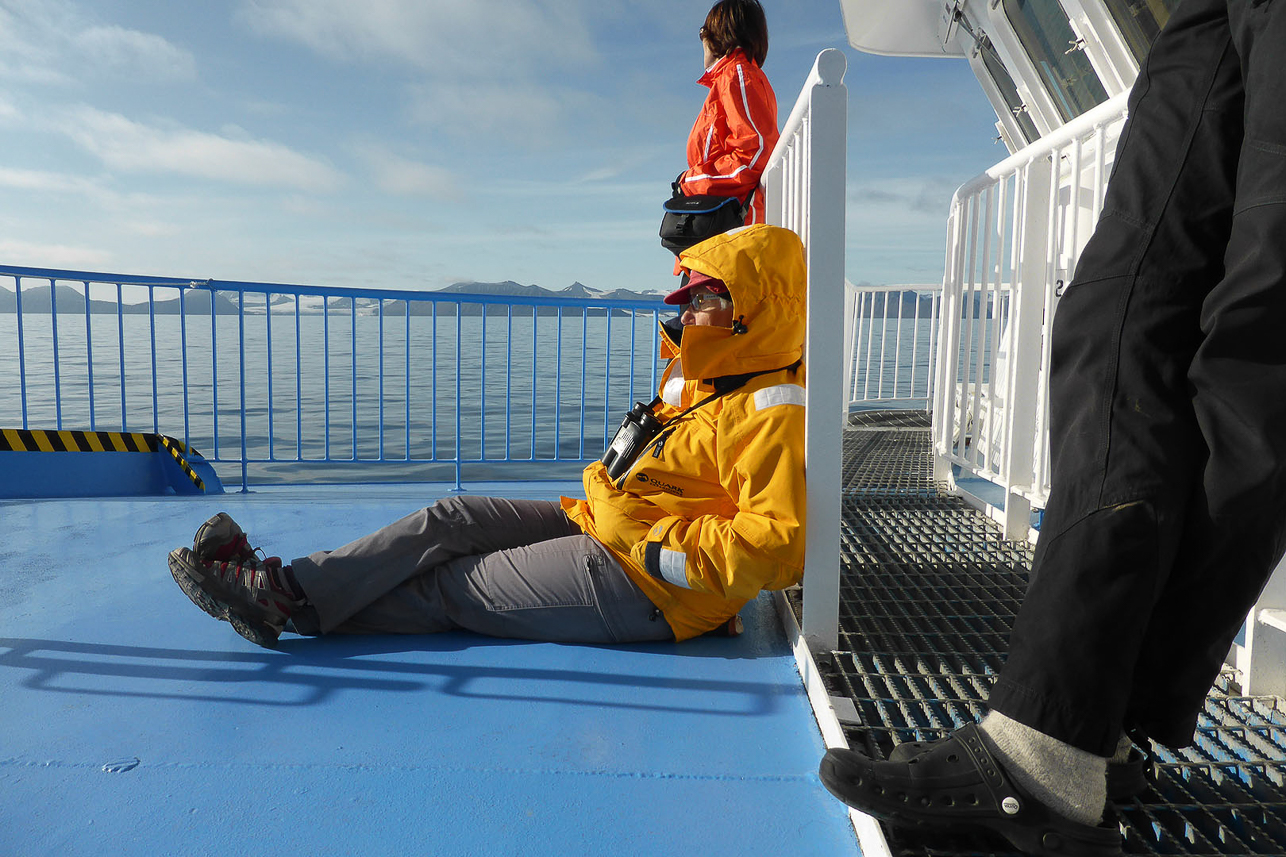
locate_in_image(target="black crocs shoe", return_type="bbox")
[888,736,1153,801]
[820,724,1123,857]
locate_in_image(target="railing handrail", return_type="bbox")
[847,281,942,294]
[0,265,668,311]
[0,264,208,288]
[767,48,848,167]
[951,91,1129,204]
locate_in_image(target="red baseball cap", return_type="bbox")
[664,269,729,306]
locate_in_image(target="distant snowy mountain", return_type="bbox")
[0,279,667,316]
[376,280,667,317]
[436,280,665,301]
[0,283,242,315]
[268,293,328,314]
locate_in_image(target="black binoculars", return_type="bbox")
[601,400,665,481]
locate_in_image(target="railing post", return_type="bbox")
[238,290,249,493]
[1245,554,1286,695]
[801,49,847,654]
[933,208,964,483]
[841,282,857,405]
[999,156,1053,538]
[15,276,28,429]
[454,301,464,492]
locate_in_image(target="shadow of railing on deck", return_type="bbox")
[0,636,796,716]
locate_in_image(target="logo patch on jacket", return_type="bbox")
[636,471,685,496]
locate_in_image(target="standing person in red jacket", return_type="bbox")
[677,0,779,227]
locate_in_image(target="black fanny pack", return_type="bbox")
[659,192,750,255]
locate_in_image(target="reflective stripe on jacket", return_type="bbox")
[679,49,779,226]
[563,225,806,641]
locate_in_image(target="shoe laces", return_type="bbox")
[219,533,281,568]
[204,555,300,617]
[207,556,278,591]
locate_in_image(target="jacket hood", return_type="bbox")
[663,224,806,382]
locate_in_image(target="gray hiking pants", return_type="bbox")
[288,495,674,644]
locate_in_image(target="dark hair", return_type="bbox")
[700,0,768,67]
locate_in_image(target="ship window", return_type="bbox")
[978,37,1040,145]
[1101,0,1182,63]
[1001,0,1108,121]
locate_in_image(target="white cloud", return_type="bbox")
[54,106,345,192]
[237,1,615,148]
[119,220,182,238]
[406,79,610,147]
[481,176,657,200]
[849,176,963,216]
[0,165,187,215]
[237,0,597,76]
[0,166,101,194]
[406,80,560,139]
[279,195,338,219]
[0,238,111,269]
[0,2,71,84]
[576,166,627,183]
[0,0,195,84]
[73,24,197,81]
[354,146,461,201]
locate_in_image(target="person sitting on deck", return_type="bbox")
[167,224,807,650]
[820,3,1286,857]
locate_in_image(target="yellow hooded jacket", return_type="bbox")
[563,224,807,641]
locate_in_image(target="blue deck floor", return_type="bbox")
[1,483,859,857]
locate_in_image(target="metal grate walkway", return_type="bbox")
[798,411,1286,856]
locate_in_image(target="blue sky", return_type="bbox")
[0,0,1004,293]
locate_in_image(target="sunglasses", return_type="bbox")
[685,290,733,313]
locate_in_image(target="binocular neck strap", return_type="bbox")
[669,359,805,425]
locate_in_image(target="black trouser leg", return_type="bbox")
[986,0,1286,756]
[1125,0,1286,747]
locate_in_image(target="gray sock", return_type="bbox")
[979,711,1108,826]
[1111,731,1134,764]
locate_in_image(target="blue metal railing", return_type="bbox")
[0,264,669,491]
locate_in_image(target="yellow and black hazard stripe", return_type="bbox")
[156,435,206,492]
[0,428,156,453]
[0,428,207,491]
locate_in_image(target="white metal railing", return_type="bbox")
[933,91,1129,538]
[762,48,847,653]
[844,281,942,408]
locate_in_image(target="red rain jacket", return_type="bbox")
[678,48,779,226]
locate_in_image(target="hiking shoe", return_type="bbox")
[820,725,1124,857]
[168,547,302,648]
[192,511,280,566]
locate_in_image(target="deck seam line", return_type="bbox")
[0,757,820,783]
